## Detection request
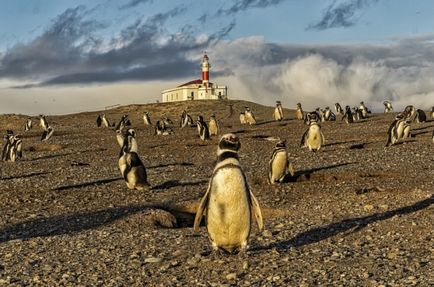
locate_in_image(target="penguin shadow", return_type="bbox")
[147,162,194,169]
[411,124,434,132]
[323,140,358,147]
[283,162,356,183]
[0,171,50,181]
[27,152,74,161]
[255,119,290,126]
[411,130,432,137]
[0,202,191,243]
[53,177,122,191]
[252,194,434,252]
[151,179,208,190]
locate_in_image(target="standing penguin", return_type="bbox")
[197,115,210,141]
[180,110,193,128]
[193,133,264,255]
[359,102,369,119]
[2,132,22,162]
[118,134,149,190]
[239,112,246,124]
[268,140,294,184]
[335,103,344,115]
[39,115,49,131]
[244,107,256,125]
[323,107,336,121]
[385,116,411,147]
[41,126,54,141]
[383,101,393,113]
[300,118,325,152]
[295,103,304,120]
[143,112,152,126]
[415,109,427,123]
[342,106,354,124]
[273,101,284,121]
[208,114,219,136]
[430,107,434,119]
[116,128,137,149]
[24,118,32,131]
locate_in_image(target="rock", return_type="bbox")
[144,257,163,263]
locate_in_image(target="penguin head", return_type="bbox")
[197,115,204,122]
[218,133,240,153]
[297,103,301,108]
[275,140,286,149]
[127,129,136,138]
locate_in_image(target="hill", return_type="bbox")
[0,99,433,285]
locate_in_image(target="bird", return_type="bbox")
[193,133,264,256]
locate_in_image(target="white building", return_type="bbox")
[161,53,228,102]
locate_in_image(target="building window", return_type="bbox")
[190,92,194,100]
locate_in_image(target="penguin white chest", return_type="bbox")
[270,151,287,182]
[206,167,251,250]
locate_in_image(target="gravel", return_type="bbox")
[1,100,434,286]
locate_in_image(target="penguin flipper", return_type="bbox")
[320,131,326,145]
[96,115,102,127]
[193,184,211,232]
[300,129,308,147]
[248,190,264,231]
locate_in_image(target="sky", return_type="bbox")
[0,0,433,114]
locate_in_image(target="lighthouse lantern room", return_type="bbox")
[161,53,228,103]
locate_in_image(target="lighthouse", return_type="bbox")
[161,52,227,102]
[201,52,210,85]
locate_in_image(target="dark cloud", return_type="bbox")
[1,3,237,88]
[308,0,380,30]
[120,0,153,9]
[216,0,286,16]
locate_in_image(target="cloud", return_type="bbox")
[1,4,235,88]
[211,36,434,111]
[120,0,153,9]
[216,0,286,16]
[308,0,380,30]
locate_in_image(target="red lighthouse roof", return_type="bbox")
[177,79,202,87]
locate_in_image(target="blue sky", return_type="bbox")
[0,0,433,114]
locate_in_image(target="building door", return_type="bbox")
[190,92,194,100]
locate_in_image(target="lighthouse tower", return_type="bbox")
[201,52,210,86]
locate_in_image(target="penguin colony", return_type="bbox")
[3,99,433,257]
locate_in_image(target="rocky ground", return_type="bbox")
[0,99,433,286]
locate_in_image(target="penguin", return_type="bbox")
[155,120,173,135]
[2,132,23,162]
[41,126,54,141]
[39,115,49,131]
[162,116,173,126]
[197,115,210,141]
[244,107,256,125]
[404,105,416,120]
[385,115,411,147]
[193,133,264,255]
[415,109,427,123]
[317,108,326,122]
[24,118,32,131]
[430,106,434,119]
[180,110,193,128]
[268,140,294,184]
[116,128,137,149]
[323,107,336,121]
[359,102,368,119]
[295,103,304,120]
[208,114,219,136]
[383,101,393,113]
[273,101,284,121]
[97,113,112,127]
[1,131,13,161]
[300,118,325,152]
[8,135,22,162]
[352,107,362,121]
[118,134,149,190]
[115,115,131,131]
[342,106,354,124]
[239,112,246,124]
[335,103,344,115]
[143,112,152,126]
